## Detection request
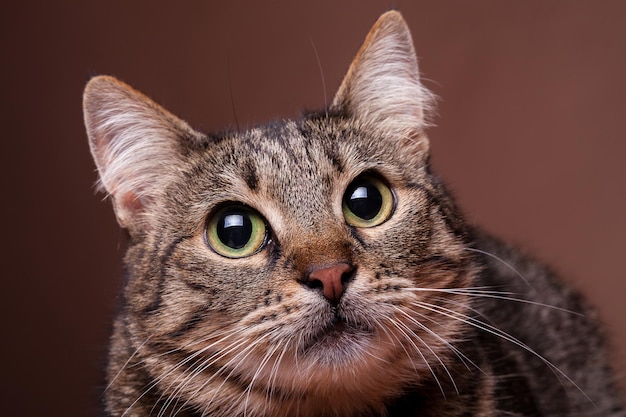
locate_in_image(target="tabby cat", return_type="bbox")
[84,10,625,417]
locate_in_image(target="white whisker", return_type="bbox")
[104,336,151,395]
[198,331,276,416]
[464,247,532,288]
[383,312,447,396]
[402,287,583,316]
[393,305,480,375]
[242,336,284,416]
[181,333,266,416]
[411,300,594,406]
[154,326,254,417]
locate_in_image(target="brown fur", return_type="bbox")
[84,11,625,417]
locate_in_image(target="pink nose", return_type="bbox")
[306,263,354,305]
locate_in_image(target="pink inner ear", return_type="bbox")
[118,191,144,216]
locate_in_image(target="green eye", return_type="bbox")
[342,176,394,228]
[206,205,268,258]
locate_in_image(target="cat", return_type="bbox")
[84,10,625,417]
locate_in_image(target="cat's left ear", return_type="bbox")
[332,11,433,156]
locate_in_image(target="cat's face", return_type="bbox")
[86,11,477,417]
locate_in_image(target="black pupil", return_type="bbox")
[345,182,382,220]
[217,210,252,249]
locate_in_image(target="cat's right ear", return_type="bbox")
[83,76,200,233]
[332,11,434,158]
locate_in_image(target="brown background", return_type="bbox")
[2,1,625,415]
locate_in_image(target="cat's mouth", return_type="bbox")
[324,317,348,337]
[301,311,373,356]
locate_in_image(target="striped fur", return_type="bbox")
[84,11,625,417]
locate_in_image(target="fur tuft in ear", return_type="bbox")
[332,11,434,155]
[83,75,201,232]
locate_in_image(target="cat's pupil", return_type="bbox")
[216,210,252,249]
[346,183,383,220]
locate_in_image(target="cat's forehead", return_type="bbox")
[211,120,347,205]
[184,117,405,226]
[209,118,402,188]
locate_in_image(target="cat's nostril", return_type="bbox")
[341,267,356,286]
[308,278,324,290]
[304,263,354,305]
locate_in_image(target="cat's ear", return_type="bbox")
[332,11,433,155]
[83,75,200,232]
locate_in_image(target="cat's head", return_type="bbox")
[85,11,477,417]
